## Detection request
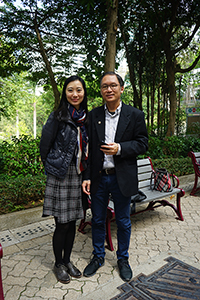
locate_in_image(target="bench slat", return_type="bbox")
[193,152,200,158]
[138,179,152,189]
[137,158,151,166]
[138,165,152,174]
[138,172,152,181]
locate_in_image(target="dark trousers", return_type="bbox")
[91,173,131,260]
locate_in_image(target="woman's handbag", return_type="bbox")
[150,168,173,192]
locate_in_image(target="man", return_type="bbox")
[82,72,148,281]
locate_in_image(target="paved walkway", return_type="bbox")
[0,174,200,299]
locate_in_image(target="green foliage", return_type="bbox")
[1,134,200,178]
[0,35,29,77]
[0,0,79,85]
[152,157,193,177]
[121,85,134,105]
[0,174,46,214]
[186,122,200,138]
[144,136,200,159]
[0,135,44,177]
[0,72,54,138]
[0,133,199,214]
[145,137,164,158]
[88,97,103,111]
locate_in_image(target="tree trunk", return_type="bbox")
[16,110,19,138]
[33,102,36,138]
[161,88,167,137]
[176,75,182,135]
[104,0,118,72]
[119,17,140,107]
[165,59,177,136]
[150,85,155,134]
[147,83,150,129]
[34,25,60,110]
[157,84,160,136]
[138,61,143,111]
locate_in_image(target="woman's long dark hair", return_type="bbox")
[54,75,88,125]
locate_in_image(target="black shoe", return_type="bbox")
[83,255,104,277]
[53,264,70,284]
[65,261,82,278]
[117,259,132,282]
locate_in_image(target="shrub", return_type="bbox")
[1,134,200,177]
[186,122,200,137]
[0,134,199,214]
[152,157,193,177]
[0,135,44,177]
[0,174,46,214]
[146,136,200,159]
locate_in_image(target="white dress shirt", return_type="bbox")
[103,102,122,169]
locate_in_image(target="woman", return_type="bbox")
[40,75,89,284]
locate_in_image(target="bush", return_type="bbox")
[152,157,193,177]
[1,134,200,177]
[0,135,44,177]
[0,134,199,214]
[146,136,200,159]
[186,122,200,138]
[0,174,46,214]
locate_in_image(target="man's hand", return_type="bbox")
[100,142,119,155]
[82,180,91,195]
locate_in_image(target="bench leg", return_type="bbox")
[175,190,185,221]
[143,190,185,221]
[78,210,92,234]
[190,174,200,196]
[0,262,4,300]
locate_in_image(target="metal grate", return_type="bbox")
[111,256,200,300]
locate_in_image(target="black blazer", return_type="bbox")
[83,102,148,197]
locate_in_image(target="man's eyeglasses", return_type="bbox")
[101,84,119,91]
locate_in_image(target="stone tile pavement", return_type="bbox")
[0,174,200,299]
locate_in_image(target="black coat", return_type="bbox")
[40,111,82,179]
[83,102,148,197]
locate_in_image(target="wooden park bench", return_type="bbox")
[188,151,200,196]
[78,157,185,251]
[0,244,4,300]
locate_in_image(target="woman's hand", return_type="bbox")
[82,180,91,195]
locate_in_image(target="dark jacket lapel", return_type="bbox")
[93,105,105,143]
[115,103,131,142]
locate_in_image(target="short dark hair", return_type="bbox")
[100,72,124,87]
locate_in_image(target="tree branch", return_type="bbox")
[173,23,200,55]
[167,0,180,39]
[175,52,200,73]
[37,1,69,27]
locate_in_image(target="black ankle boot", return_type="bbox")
[65,262,82,278]
[53,264,70,283]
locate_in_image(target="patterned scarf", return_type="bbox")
[69,104,88,174]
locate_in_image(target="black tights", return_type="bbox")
[53,217,76,266]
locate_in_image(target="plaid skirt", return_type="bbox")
[43,161,84,223]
